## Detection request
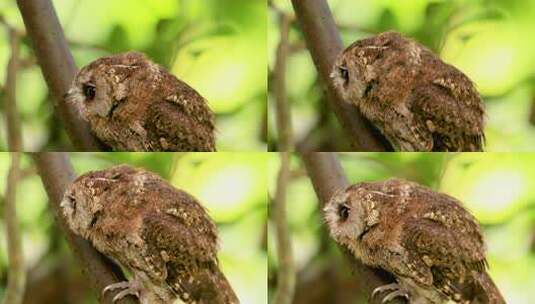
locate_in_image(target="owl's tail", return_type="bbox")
[172,261,240,304]
[208,265,240,304]
[470,271,506,304]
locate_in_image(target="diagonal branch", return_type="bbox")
[291,0,388,151]
[16,0,105,151]
[32,152,136,304]
[299,152,406,304]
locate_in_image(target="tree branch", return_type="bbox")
[272,8,297,303]
[270,8,296,304]
[16,0,105,151]
[4,28,23,151]
[272,152,296,304]
[3,152,25,304]
[299,152,406,304]
[273,12,293,151]
[291,0,388,151]
[31,152,136,304]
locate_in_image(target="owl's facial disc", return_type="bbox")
[324,188,368,255]
[331,53,369,106]
[331,58,351,97]
[61,181,103,238]
[67,68,118,119]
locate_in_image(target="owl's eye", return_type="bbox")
[338,204,350,221]
[83,84,96,101]
[339,67,349,83]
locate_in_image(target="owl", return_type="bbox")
[60,165,239,304]
[331,31,485,152]
[324,178,505,304]
[65,52,216,151]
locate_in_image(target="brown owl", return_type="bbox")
[331,31,485,151]
[324,178,505,304]
[60,165,238,304]
[65,52,216,151]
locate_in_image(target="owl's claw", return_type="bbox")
[372,283,409,303]
[382,289,409,303]
[102,281,140,302]
[112,287,140,302]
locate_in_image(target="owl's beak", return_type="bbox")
[60,198,70,209]
[60,193,74,209]
[329,67,339,79]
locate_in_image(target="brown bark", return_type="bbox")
[300,152,406,304]
[291,0,388,151]
[32,153,136,304]
[16,0,105,151]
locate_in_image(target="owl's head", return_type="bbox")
[331,31,408,104]
[60,165,136,237]
[65,52,150,120]
[324,181,390,257]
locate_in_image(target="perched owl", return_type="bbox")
[60,165,238,304]
[65,52,216,151]
[324,178,505,304]
[331,31,485,151]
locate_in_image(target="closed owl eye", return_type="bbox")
[83,84,96,101]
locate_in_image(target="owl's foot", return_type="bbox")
[102,280,141,302]
[372,283,409,303]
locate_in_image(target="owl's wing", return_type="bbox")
[145,77,215,151]
[409,71,485,151]
[142,213,238,303]
[401,217,491,302]
[140,190,238,303]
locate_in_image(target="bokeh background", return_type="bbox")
[268,152,535,303]
[0,152,268,303]
[0,0,267,151]
[268,0,535,151]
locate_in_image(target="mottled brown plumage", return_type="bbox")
[66,52,216,151]
[331,32,485,151]
[61,165,238,304]
[324,178,504,304]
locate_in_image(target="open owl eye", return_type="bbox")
[339,67,349,83]
[337,204,350,221]
[82,84,96,101]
